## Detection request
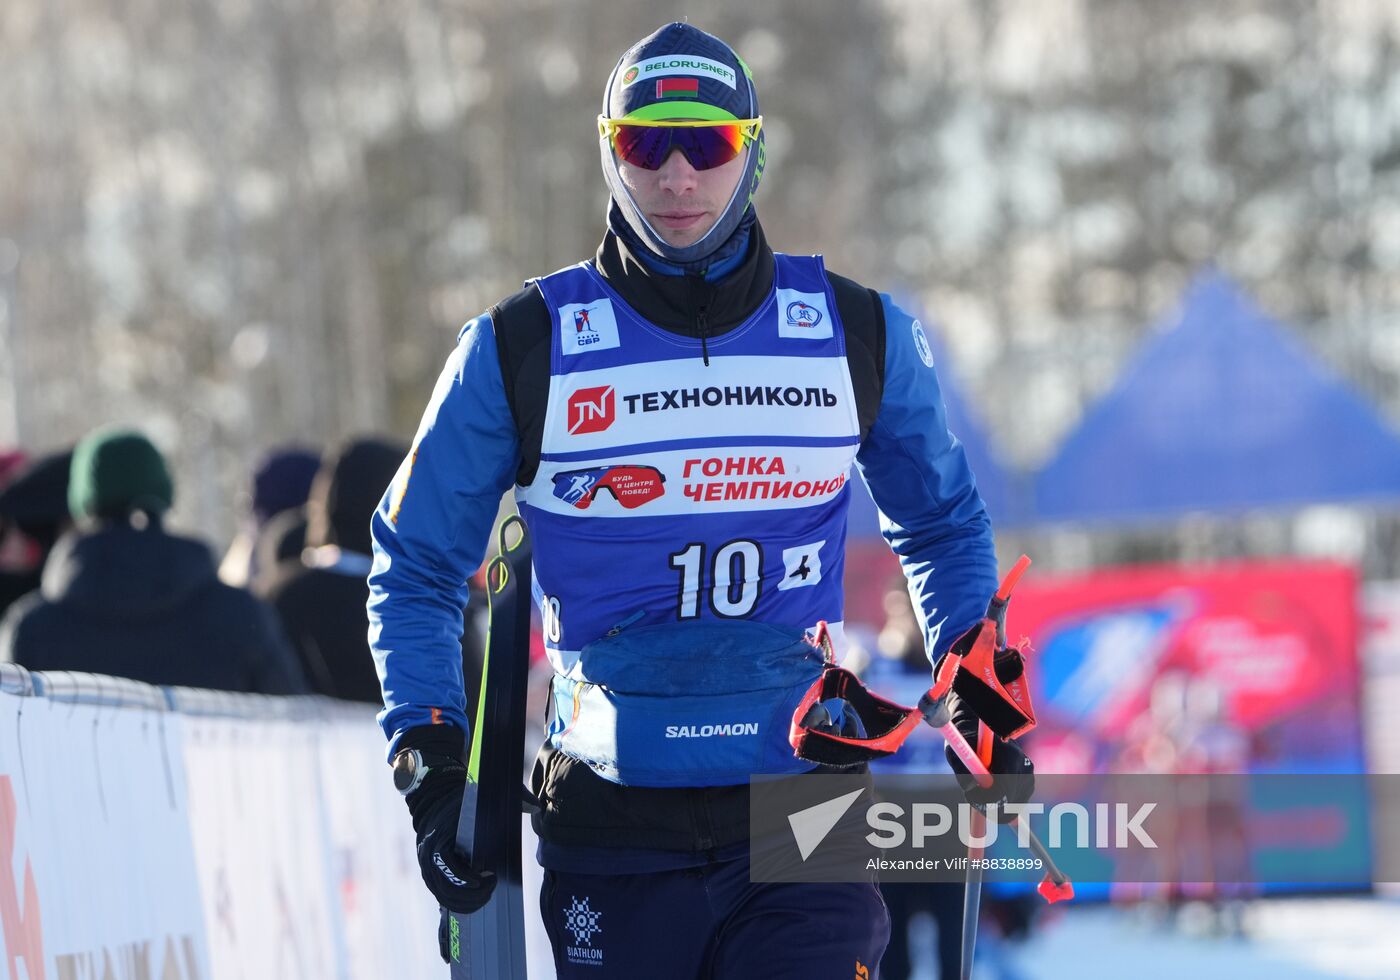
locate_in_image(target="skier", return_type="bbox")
[369,22,1033,977]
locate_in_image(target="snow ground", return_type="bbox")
[523,812,1400,979]
[929,897,1400,980]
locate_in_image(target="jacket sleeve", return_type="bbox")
[853,295,998,664]
[368,314,522,757]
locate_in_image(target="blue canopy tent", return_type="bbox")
[1034,271,1400,524]
[847,313,1021,538]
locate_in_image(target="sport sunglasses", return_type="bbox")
[552,465,667,510]
[598,116,763,172]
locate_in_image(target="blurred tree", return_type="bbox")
[1,0,1398,572]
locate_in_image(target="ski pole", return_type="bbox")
[936,713,1074,903]
[918,556,1075,905]
[960,723,995,980]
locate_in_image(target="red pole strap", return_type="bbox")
[995,554,1032,603]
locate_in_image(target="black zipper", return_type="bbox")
[697,305,711,366]
[689,272,714,367]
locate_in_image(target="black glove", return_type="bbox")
[800,696,869,739]
[943,693,1035,823]
[944,620,1036,739]
[400,727,497,915]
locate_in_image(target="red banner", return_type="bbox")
[1005,560,1362,774]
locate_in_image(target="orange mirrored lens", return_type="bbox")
[612,124,747,171]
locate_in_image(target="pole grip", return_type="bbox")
[939,719,995,789]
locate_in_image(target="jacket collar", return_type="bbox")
[593,221,776,336]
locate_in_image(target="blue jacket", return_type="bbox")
[370,230,997,764]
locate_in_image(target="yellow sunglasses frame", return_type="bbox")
[596,115,763,145]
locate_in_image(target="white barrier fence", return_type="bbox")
[0,665,443,980]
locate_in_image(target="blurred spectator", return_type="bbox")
[0,448,74,618]
[0,451,25,490]
[219,446,320,588]
[262,436,408,702]
[880,882,963,980]
[249,505,310,597]
[0,428,307,694]
[262,436,489,706]
[876,574,930,672]
[0,450,34,614]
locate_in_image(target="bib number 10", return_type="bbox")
[669,540,762,619]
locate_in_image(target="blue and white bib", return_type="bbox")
[517,254,860,785]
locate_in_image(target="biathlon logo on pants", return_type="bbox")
[562,895,605,967]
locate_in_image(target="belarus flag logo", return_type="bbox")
[657,77,699,100]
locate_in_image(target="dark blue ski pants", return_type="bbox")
[541,851,889,979]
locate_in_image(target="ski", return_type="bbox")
[447,515,532,979]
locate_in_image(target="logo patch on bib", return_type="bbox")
[777,290,833,340]
[560,300,621,355]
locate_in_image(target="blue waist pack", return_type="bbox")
[549,621,825,787]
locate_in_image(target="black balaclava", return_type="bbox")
[600,23,765,273]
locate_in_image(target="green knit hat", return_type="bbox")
[68,428,174,521]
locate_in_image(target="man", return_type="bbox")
[264,436,425,703]
[218,445,320,589]
[0,427,307,695]
[370,23,1031,977]
[0,449,73,619]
